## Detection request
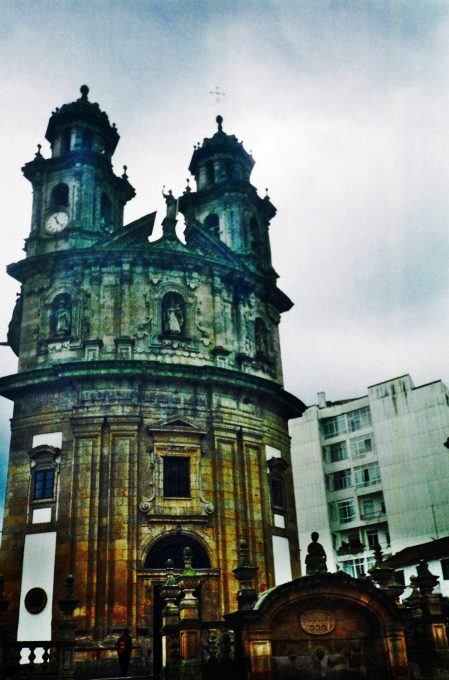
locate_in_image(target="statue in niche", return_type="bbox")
[51,294,72,338]
[305,532,328,574]
[162,293,185,335]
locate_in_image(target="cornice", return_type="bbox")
[0,360,305,419]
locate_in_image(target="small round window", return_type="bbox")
[24,587,47,614]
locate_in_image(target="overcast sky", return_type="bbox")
[1,0,449,521]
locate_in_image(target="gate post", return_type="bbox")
[56,575,79,679]
[160,560,182,680]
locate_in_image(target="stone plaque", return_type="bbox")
[299,609,335,636]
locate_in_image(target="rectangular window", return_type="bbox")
[327,468,352,491]
[366,529,379,549]
[337,499,356,524]
[321,414,347,439]
[441,558,449,580]
[350,434,374,459]
[327,441,348,463]
[33,469,55,500]
[340,558,365,578]
[163,457,190,498]
[270,477,284,510]
[347,407,371,433]
[354,462,381,488]
[361,499,375,518]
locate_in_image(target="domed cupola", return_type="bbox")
[44,84,119,159]
[188,115,255,190]
[179,116,276,270]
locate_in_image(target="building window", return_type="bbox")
[361,498,375,518]
[33,468,55,500]
[206,160,215,185]
[337,499,356,524]
[163,457,190,498]
[322,414,347,439]
[100,193,113,230]
[441,558,449,580]
[326,441,348,463]
[82,128,93,149]
[341,558,365,578]
[354,462,381,488]
[267,456,288,512]
[162,292,186,337]
[366,528,379,549]
[50,183,69,208]
[270,477,284,510]
[350,434,374,459]
[347,406,371,432]
[327,468,352,491]
[61,128,71,154]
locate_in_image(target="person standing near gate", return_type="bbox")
[116,628,132,677]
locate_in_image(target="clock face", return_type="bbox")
[45,211,69,234]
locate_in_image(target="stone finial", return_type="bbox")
[35,144,42,158]
[415,558,439,596]
[122,165,128,179]
[79,84,89,101]
[305,532,328,574]
[58,574,79,619]
[216,115,223,132]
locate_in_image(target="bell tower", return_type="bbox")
[23,85,135,257]
[0,89,305,677]
[180,115,274,272]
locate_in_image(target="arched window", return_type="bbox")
[161,292,186,337]
[50,293,72,339]
[204,213,219,237]
[206,160,215,185]
[100,193,112,228]
[61,128,71,155]
[82,127,93,150]
[50,183,69,208]
[144,533,211,569]
[255,318,269,357]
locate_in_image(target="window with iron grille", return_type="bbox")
[354,462,381,488]
[163,457,190,498]
[33,468,55,500]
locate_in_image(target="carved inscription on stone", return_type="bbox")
[299,610,335,636]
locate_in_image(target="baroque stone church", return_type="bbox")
[0,86,304,675]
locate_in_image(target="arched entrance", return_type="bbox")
[144,532,211,676]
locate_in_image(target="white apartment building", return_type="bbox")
[290,374,449,581]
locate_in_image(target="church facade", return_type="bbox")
[0,87,304,674]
